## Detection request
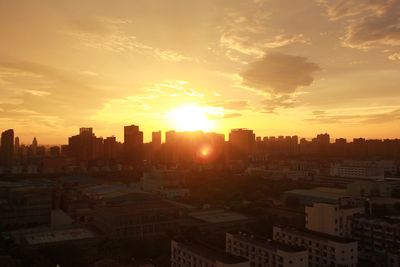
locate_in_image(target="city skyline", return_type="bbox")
[1,0,400,144]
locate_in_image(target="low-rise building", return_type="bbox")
[273,226,358,267]
[92,199,183,239]
[171,239,249,267]
[226,232,308,267]
[0,182,52,230]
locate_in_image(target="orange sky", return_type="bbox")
[1,0,400,144]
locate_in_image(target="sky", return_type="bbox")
[1,0,400,144]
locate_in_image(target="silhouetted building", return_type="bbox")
[1,129,14,168]
[124,124,143,164]
[68,128,104,161]
[14,136,20,160]
[49,146,61,157]
[229,129,255,160]
[104,136,117,160]
[152,131,162,147]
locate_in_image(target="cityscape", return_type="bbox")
[1,126,400,267]
[1,0,400,267]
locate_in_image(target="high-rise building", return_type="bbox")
[31,137,38,157]
[68,128,103,161]
[228,129,255,160]
[152,131,162,147]
[104,136,117,160]
[14,136,20,160]
[1,129,14,167]
[124,124,143,164]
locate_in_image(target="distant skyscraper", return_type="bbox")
[1,129,14,167]
[124,124,143,164]
[229,128,255,160]
[68,128,103,161]
[104,136,117,160]
[152,131,162,147]
[31,137,38,157]
[14,136,20,160]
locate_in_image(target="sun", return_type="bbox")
[167,104,216,132]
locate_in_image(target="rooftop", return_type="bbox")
[189,209,249,223]
[227,232,307,253]
[24,227,97,245]
[173,239,248,264]
[275,226,356,244]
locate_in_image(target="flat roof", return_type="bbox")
[173,239,248,264]
[275,226,356,244]
[189,210,249,223]
[284,189,351,202]
[24,228,97,245]
[227,232,307,253]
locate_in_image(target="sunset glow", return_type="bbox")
[167,105,217,132]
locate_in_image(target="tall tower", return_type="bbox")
[124,124,143,164]
[31,137,38,157]
[14,136,20,160]
[1,129,14,168]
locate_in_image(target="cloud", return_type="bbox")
[66,16,192,62]
[261,94,297,113]
[217,4,309,60]
[205,100,250,110]
[240,52,321,94]
[307,108,400,124]
[320,0,400,49]
[388,52,400,61]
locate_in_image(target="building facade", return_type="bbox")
[226,232,308,267]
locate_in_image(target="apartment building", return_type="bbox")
[350,216,400,266]
[171,239,249,267]
[226,232,308,267]
[305,202,365,237]
[273,226,358,267]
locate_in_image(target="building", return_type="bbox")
[330,160,397,179]
[0,181,53,230]
[124,124,143,164]
[273,226,358,267]
[142,169,189,198]
[1,129,14,168]
[226,232,308,267]
[350,216,400,266]
[68,128,104,161]
[229,129,255,160]
[104,136,117,160]
[305,202,365,237]
[171,239,249,267]
[152,131,162,147]
[92,199,182,239]
[283,188,364,207]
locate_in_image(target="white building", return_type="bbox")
[171,239,249,267]
[273,226,358,267]
[330,160,397,179]
[305,202,365,237]
[226,232,308,267]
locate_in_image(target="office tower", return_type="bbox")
[68,128,103,161]
[228,128,255,160]
[0,129,14,167]
[14,136,20,160]
[49,146,61,157]
[124,124,143,164]
[104,136,117,160]
[152,131,162,147]
[31,137,38,157]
